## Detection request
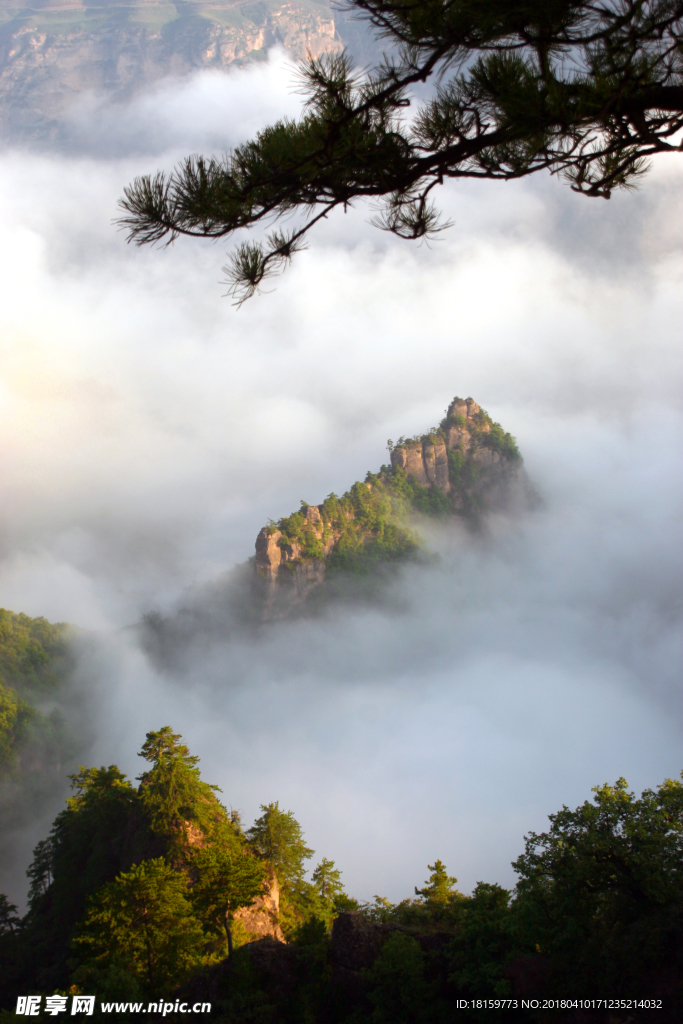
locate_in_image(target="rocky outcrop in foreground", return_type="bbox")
[172,912,455,1021]
[171,911,676,1024]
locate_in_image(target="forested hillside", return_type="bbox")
[0,609,78,845]
[1,727,680,1021]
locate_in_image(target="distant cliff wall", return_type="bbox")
[0,1,343,139]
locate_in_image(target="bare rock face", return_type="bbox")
[425,436,450,491]
[445,423,470,448]
[472,447,501,467]
[254,517,329,622]
[287,556,326,595]
[234,871,285,943]
[390,395,501,490]
[391,441,431,486]
[447,396,481,420]
[255,527,283,582]
[304,504,322,525]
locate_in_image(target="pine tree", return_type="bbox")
[16,765,139,992]
[137,726,226,854]
[311,858,346,904]
[0,894,20,936]
[26,838,56,907]
[119,1,683,302]
[190,846,265,956]
[72,858,206,992]
[246,802,314,891]
[415,859,460,905]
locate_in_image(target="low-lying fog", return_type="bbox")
[0,50,681,907]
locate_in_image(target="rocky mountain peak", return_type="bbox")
[446,396,481,420]
[253,395,527,612]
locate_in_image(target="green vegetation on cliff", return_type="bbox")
[273,477,425,575]
[392,404,520,464]
[0,608,68,693]
[267,400,521,580]
[0,609,75,797]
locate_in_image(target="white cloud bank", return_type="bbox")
[0,51,681,905]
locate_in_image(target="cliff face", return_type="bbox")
[234,871,285,944]
[389,396,509,498]
[253,396,527,609]
[0,1,342,139]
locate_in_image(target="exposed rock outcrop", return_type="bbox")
[391,397,488,488]
[234,871,285,943]
[176,810,284,941]
[135,396,533,655]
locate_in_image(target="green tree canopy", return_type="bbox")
[415,859,460,905]
[246,801,314,891]
[17,765,140,992]
[0,608,67,695]
[137,726,226,853]
[190,845,266,956]
[446,883,513,1004]
[0,894,20,937]
[26,765,139,921]
[25,837,56,907]
[365,931,433,1024]
[311,857,346,903]
[14,730,243,995]
[0,608,72,798]
[72,858,206,993]
[119,0,683,302]
[512,772,683,993]
[0,684,27,770]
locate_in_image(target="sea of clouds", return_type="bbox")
[0,50,681,907]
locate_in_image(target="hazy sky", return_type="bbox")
[0,50,681,905]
